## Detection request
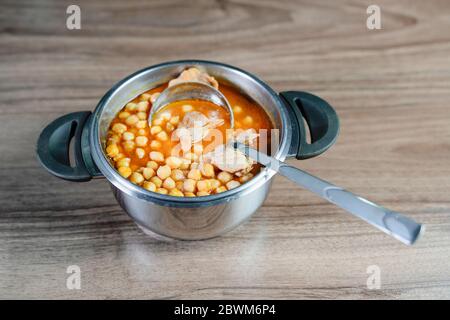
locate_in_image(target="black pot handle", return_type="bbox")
[280,91,340,160]
[36,111,99,182]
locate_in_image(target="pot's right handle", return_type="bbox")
[280,91,340,160]
[36,111,100,182]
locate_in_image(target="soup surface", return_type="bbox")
[105,69,273,197]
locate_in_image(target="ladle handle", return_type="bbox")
[234,143,424,245]
[278,164,424,245]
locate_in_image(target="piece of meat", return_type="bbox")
[168,68,219,89]
[180,111,224,130]
[234,129,259,147]
[203,129,259,175]
[203,145,254,175]
[175,127,194,153]
[173,111,225,152]
[181,111,210,128]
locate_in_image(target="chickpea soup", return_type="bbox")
[105,68,273,197]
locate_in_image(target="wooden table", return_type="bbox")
[1,0,449,299]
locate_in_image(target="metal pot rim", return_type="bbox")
[90,60,291,207]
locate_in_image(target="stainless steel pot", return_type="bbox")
[37,60,339,240]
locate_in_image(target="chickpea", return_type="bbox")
[116,158,131,168]
[193,144,203,155]
[243,115,253,126]
[125,102,137,111]
[150,126,162,135]
[233,105,243,114]
[113,153,125,162]
[197,180,212,192]
[135,147,145,159]
[200,163,215,178]
[209,179,220,190]
[136,120,147,129]
[107,139,118,147]
[169,116,179,126]
[217,171,233,184]
[171,169,185,181]
[150,176,163,188]
[182,179,196,193]
[137,101,149,112]
[106,144,119,157]
[118,111,130,119]
[146,160,158,170]
[215,186,227,193]
[130,172,144,184]
[160,112,171,121]
[135,136,148,147]
[184,152,198,162]
[166,156,182,169]
[187,168,201,180]
[143,181,156,192]
[190,162,199,170]
[122,131,135,141]
[179,158,191,170]
[152,118,163,126]
[197,191,210,197]
[169,188,184,197]
[157,165,171,180]
[137,112,147,120]
[182,104,193,112]
[140,93,151,101]
[156,131,168,141]
[156,188,168,195]
[226,180,241,190]
[175,181,184,190]
[184,192,196,197]
[138,129,146,136]
[112,123,127,134]
[239,173,254,183]
[163,177,176,190]
[149,151,164,162]
[122,141,135,152]
[150,140,161,150]
[125,115,139,126]
[166,122,175,132]
[143,167,155,180]
[107,133,120,144]
[118,166,132,178]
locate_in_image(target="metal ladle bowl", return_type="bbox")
[148,82,234,128]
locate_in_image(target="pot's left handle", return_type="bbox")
[36,111,101,182]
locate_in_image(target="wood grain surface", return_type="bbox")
[1,0,449,299]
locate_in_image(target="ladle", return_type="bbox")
[233,142,424,245]
[148,82,234,128]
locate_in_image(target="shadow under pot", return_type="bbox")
[36,60,339,240]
